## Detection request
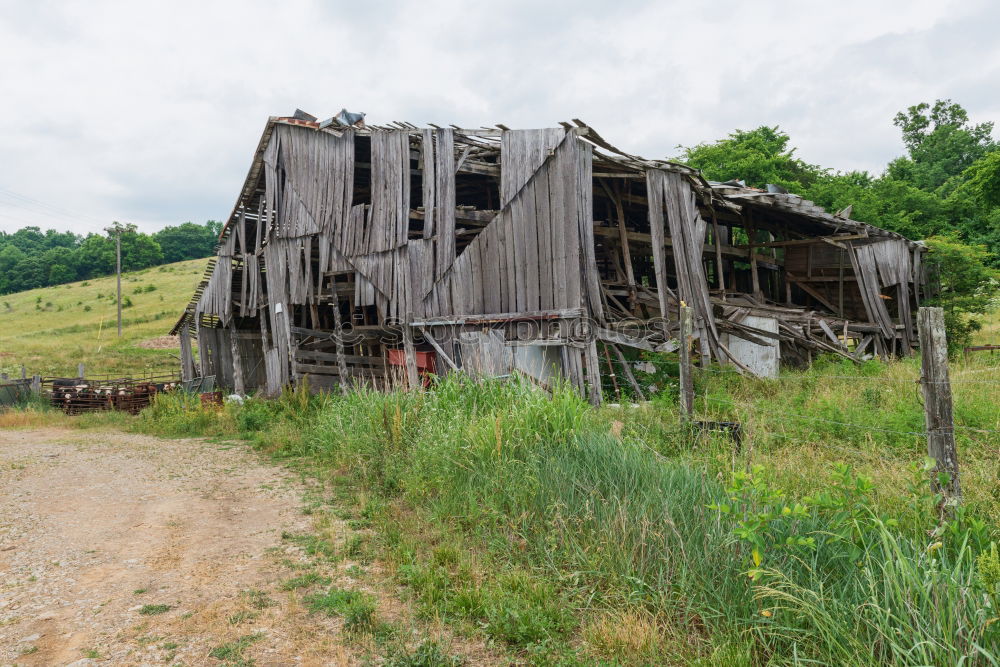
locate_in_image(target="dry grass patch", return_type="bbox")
[582,608,703,664]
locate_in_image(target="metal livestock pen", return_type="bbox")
[170,110,930,402]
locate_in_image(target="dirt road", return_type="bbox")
[0,428,379,665]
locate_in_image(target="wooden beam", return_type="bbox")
[786,272,840,313]
[734,233,868,250]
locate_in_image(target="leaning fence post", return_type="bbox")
[917,306,961,515]
[678,304,694,421]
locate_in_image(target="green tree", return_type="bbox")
[679,126,824,190]
[889,99,996,192]
[48,264,75,285]
[154,221,219,263]
[964,151,1000,207]
[922,236,998,351]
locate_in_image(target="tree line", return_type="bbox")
[0,220,222,295]
[680,99,999,347]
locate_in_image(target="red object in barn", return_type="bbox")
[387,349,437,386]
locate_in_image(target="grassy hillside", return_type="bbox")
[0,258,207,378]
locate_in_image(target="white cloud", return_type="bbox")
[0,0,996,235]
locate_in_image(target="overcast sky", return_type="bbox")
[1,0,997,236]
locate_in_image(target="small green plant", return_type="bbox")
[138,604,171,615]
[977,542,1000,596]
[281,532,337,560]
[133,587,148,595]
[82,648,101,659]
[228,610,258,625]
[384,639,464,666]
[280,572,331,591]
[209,632,263,662]
[240,589,275,609]
[304,587,377,633]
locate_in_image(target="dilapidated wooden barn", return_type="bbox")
[171,110,929,401]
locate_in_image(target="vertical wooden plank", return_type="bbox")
[421,129,435,240]
[645,171,671,319]
[435,129,456,277]
[747,220,761,299]
[523,169,541,312]
[575,139,601,320]
[534,166,553,311]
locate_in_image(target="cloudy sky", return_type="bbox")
[1,0,997,235]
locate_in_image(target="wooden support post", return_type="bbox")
[679,304,694,420]
[610,183,637,312]
[917,307,961,516]
[710,211,726,299]
[837,249,846,316]
[21,365,26,380]
[77,363,85,380]
[330,289,350,393]
[230,333,245,395]
[747,223,761,300]
[419,327,459,372]
[602,343,621,401]
[584,340,603,407]
[30,374,41,395]
[402,324,420,390]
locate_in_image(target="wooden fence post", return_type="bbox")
[679,304,694,421]
[30,374,41,395]
[77,363,85,380]
[917,306,961,515]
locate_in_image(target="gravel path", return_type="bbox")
[0,428,359,666]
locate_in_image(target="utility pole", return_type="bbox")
[105,223,124,338]
[115,226,122,338]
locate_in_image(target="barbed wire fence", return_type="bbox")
[602,305,999,517]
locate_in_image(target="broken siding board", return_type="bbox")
[645,170,671,318]
[421,129,435,240]
[368,131,411,252]
[576,139,602,320]
[561,138,582,310]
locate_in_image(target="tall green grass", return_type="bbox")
[126,372,1000,664]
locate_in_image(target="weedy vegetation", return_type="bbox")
[5,317,999,664]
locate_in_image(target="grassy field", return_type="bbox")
[5,330,997,664]
[0,258,207,378]
[2,278,997,663]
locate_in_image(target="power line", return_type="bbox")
[0,186,107,226]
